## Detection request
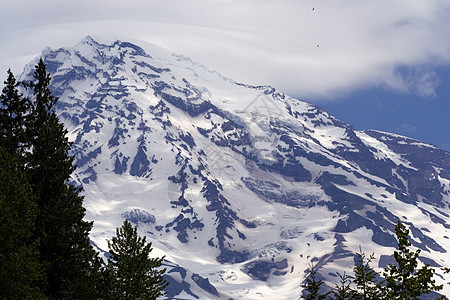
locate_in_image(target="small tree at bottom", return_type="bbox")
[352,247,385,299]
[106,219,168,299]
[301,263,329,300]
[330,271,357,300]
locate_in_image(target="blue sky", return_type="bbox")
[314,65,450,151]
[1,0,449,151]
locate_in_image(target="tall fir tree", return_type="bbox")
[0,69,30,158]
[26,58,99,299]
[0,147,45,299]
[106,219,168,300]
[383,221,443,299]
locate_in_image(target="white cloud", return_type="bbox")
[1,0,450,100]
[396,123,417,134]
[410,69,440,98]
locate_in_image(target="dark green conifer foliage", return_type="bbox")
[107,219,168,299]
[0,147,45,299]
[442,267,450,286]
[352,247,384,299]
[301,264,329,300]
[383,221,443,299]
[27,59,98,299]
[330,272,356,300]
[0,69,30,158]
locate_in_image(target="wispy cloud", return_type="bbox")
[408,69,439,98]
[1,0,450,100]
[396,123,417,135]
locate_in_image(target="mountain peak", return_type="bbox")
[19,37,450,298]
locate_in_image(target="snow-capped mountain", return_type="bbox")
[20,36,450,299]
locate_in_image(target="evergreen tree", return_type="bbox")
[330,272,356,300]
[106,219,168,299]
[0,147,45,299]
[301,264,329,300]
[383,221,443,299]
[352,247,384,299]
[442,267,450,286]
[26,59,99,299]
[0,69,30,158]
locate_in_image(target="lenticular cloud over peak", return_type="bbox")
[1,0,450,99]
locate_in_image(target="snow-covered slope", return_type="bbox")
[20,36,450,299]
